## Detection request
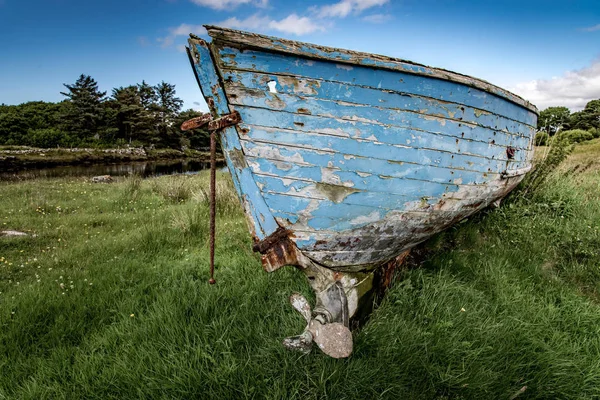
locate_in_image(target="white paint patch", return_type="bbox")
[321,168,343,185]
[350,210,380,225]
[247,160,260,171]
[246,144,306,164]
[267,80,278,93]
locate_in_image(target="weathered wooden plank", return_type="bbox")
[207,26,538,117]
[251,171,513,207]
[235,110,529,164]
[228,90,532,156]
[239,123,525,166]
[215,44,537,126]
[261,187,436,214]
[264,192,400,219]
[249,155,502,190]
[234,105,530,152]
[261,189,502,230]
[249,161,527,223]
[227,86,532,146]
[244,145,500,185]
[187,39,279,240]
[237,125,528,174]
[251,175,516,224]
[252,172,455,201]
[293,231,439,251]
[223,71,534,135]
[265,180,509,231]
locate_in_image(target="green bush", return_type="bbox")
[25,128,75,148]
[556,129,594,144]
[535,131,549,146]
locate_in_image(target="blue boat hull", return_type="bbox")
[187,27,537,272]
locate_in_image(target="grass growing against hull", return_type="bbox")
[1,141,600,398]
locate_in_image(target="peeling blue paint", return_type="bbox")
[224,71,534,135]
[235,107,529,151]
[244,142,499,184]
[188,27,536,269]
[189,40,279,240]
[240,125,527,172]
[217,46,537,126]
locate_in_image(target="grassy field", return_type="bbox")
[1,140,600,399]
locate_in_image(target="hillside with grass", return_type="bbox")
[1,140,600,398]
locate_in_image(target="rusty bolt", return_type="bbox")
[506,146,516,159]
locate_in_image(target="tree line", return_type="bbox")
[3,76,599,149]
[535,99,600,145]
[0,74,209,149]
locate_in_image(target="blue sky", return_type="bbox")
[1,0,599,111]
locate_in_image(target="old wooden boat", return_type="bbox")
[185,26,538,358]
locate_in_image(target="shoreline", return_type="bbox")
[0,146,219,171]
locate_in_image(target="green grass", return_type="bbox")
[1,142,600,398]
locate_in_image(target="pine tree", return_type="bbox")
[136,80,160,143]
[154,81,184,147]
[60,74,107,141]
[111,86,144,144]
[137,80,158,110]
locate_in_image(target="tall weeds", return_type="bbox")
[517,137,573,197]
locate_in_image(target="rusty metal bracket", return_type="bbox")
[181,111,241,132]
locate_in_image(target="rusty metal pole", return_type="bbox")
[181,111,241,285]
[209,130,217,285]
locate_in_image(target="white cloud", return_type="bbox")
[221,13,324,35]
[315,0,389,18]
[268,14,325,35]
[160,0,390,46]
[218,13,272,31]
[158,23,207,48]
[581,23,600,32]
[509,59,600,111]
[189,0,267,10]
[161,12,324,46]
[362,13,392,23]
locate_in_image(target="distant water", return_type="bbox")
[0,159,220,181]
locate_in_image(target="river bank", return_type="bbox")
[0,146,217,171]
